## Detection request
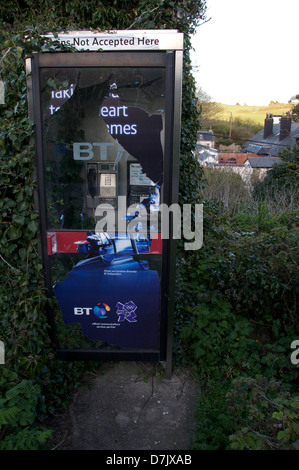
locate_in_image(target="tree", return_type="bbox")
[196,87,223,127]
[253,144,299,206]
[291,103,299,122]
[289,94,299,122]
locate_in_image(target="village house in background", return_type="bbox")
[196,129,215,148]
[242,114,299,156]
[195,129,219,166]
[195,114,299,186]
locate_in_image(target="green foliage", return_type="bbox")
[291,102,299,122]
[201,117,263,146]
[192,379,233,450]
[199,169,250,209]
[176,213,298,336]
[227,376,299,450]
[253,144,299,206]
[193,375,299,451]
[180,298,261,379]
[179,48,203,207]
[175,178,298,450]
[0,369,52,449]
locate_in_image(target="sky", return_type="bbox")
[190,0,298,105]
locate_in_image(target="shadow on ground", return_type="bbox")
[49,361,199,451]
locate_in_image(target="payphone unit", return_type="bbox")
[87,162,118,209]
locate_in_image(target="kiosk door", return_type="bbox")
[31,47,182,366]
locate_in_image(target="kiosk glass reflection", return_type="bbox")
[39,64,166,352]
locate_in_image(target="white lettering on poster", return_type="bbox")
[106,123,137,135]
[73,142,114,161]
[48,83,139,136]
[49,83,75,115]
[99,102,138,136]
[99,106,128,117]
[74,307,93,315]
[51,84,75,100]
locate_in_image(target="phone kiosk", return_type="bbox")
[29,30,183,375]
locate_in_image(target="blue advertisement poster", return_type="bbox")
[40,64,165,350]
[53,233,160,349]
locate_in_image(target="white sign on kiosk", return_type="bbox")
[43,30,184,51]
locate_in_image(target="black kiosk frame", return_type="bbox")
[29,31,183,376]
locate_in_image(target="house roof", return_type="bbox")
[218,153,255,165]
[242,123,299,156]
[197,130,215,142]
[245,157,281,168]
[196,147,218,162]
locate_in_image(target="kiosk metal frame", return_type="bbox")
[29,31,183,376]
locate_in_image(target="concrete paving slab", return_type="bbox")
[56,362,199,450]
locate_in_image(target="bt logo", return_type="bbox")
[93,303,110,319]
[74,303,110,319]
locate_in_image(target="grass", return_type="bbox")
[213,102,294,125]
[200,102,295,145]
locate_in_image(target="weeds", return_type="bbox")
[175,162,299,450]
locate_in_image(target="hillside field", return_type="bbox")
[214,102,294,125]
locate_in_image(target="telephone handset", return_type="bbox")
[87,167,97,198]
